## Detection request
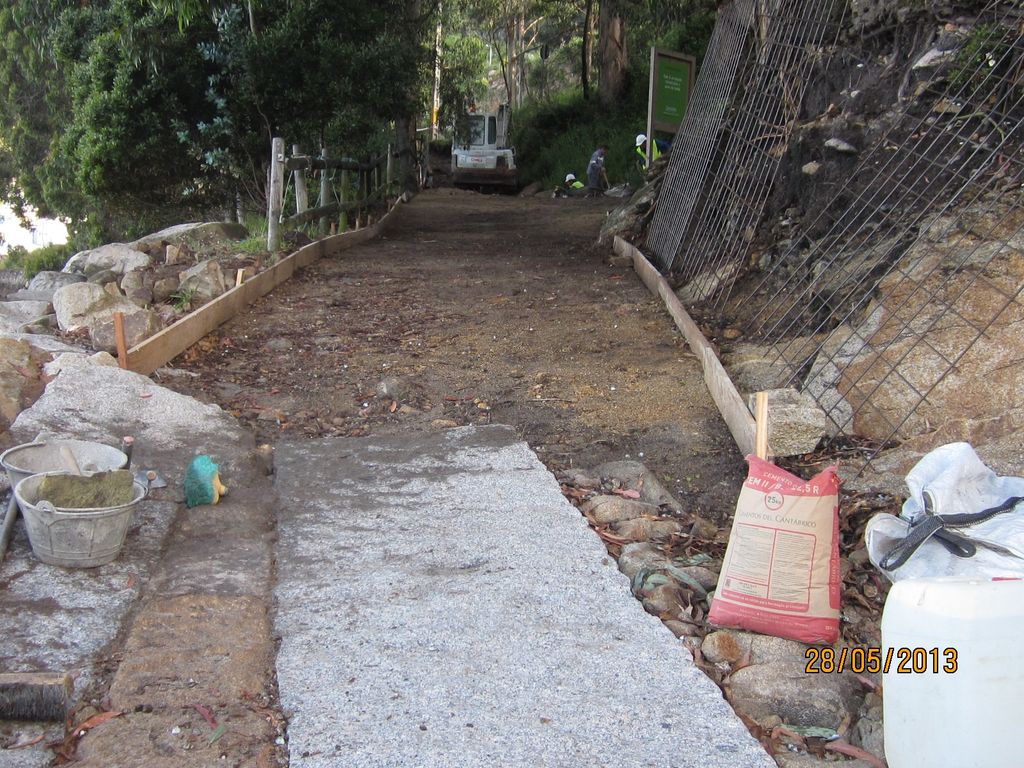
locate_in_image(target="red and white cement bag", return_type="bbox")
[708,456,841,644]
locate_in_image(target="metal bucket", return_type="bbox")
[1,440,128,489]
[14,471,146,568]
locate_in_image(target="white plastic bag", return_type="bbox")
[866,442,1024,582]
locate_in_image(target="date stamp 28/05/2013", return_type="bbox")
[804,646,958,674]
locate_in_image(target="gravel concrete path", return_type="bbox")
[273,425,774,768]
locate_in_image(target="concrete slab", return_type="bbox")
[273,426,774,768]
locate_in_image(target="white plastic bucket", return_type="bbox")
[1,440,128,489]
[881,576,1024,767]
[14,471,146,568]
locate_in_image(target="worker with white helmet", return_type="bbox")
[635,133,662,172]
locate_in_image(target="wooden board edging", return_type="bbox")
[614,236,757,457]
[127,201,406,375]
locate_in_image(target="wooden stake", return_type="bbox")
[235,268,244,287]
[755,391,769,460]
[113,311,128,369]
[293,143,308,214]
[267,137,285,251]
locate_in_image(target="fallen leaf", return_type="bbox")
[73,710,123,734]
[195,704,218,728]
[389,401,398,413]
[825,738,887,768]
[612,488,641,499]
[208,723,227,745]
[6,734,44,749]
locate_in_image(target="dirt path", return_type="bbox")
[163,188,748,521]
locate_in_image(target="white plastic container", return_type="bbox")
[882,576,1024,768]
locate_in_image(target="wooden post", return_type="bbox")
[386,144,394,198]
[319,147,330,236]
[293,143,308,214]
[113,311,128,369]
[235,268,245,287]
[267,137,285,251]
[339,168,349,233]
[755,391,769,460]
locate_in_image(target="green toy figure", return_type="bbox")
[184,455,229,508]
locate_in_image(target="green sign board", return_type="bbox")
[648,48,695,134]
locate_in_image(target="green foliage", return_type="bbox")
[170,284,197,311]
[20,242,73,279]
[0,246,30,273]
[950,23,1019,107]
[512,87,648,190]
[0,0,427,244]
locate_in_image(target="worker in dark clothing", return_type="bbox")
[586,146,609,196]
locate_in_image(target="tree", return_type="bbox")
[597,0,627,105]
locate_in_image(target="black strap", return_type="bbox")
[880,496,1024,571]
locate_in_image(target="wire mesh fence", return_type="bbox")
[642,0,1024,470]
[645,0,842,274]
[734,2,1024,465]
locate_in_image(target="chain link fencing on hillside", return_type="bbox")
[747,2,1024,459]
[646,0,1024,466]
[645,0,843,274]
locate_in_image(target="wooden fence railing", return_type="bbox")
[267,137,393,250]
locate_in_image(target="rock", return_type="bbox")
[641,583,685,617]
[611,517,682,541]
[663,619,701,638]
[847,696,888,765]
[913,47,957,69]
[581,495,662,524]
[775,756,876,768]
[678,565,718,591]
[617,542,674,580]
[153,276,180,304]
[52,282,161,351]
[265,338,294,352]
[728,661,863,728]
[592,460,682,512]
[88,269,120,286]
[598,179,661,244]
[178,259,228,305]
[376,376,406,400]
[746,388,829,456]
[6,289,59,303]
[163,243,190,266]
[701,629,808,665]
[89,307,162,353]
[824,137,858,154]
[0,269,26,296]
[43,351,119,377]
[0,301,54,334]
[127,288,154,308]
[518,181,543,197]
[801,161,822,175]
[64,243,152,278]
[676,261,741,304]
[120,269,145,296]
[129,222,249,251]
[103,281,122,297]
[430,418,459,428]
[28,271,84,295]
[0,338,44,428]
[558,468,600,488]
